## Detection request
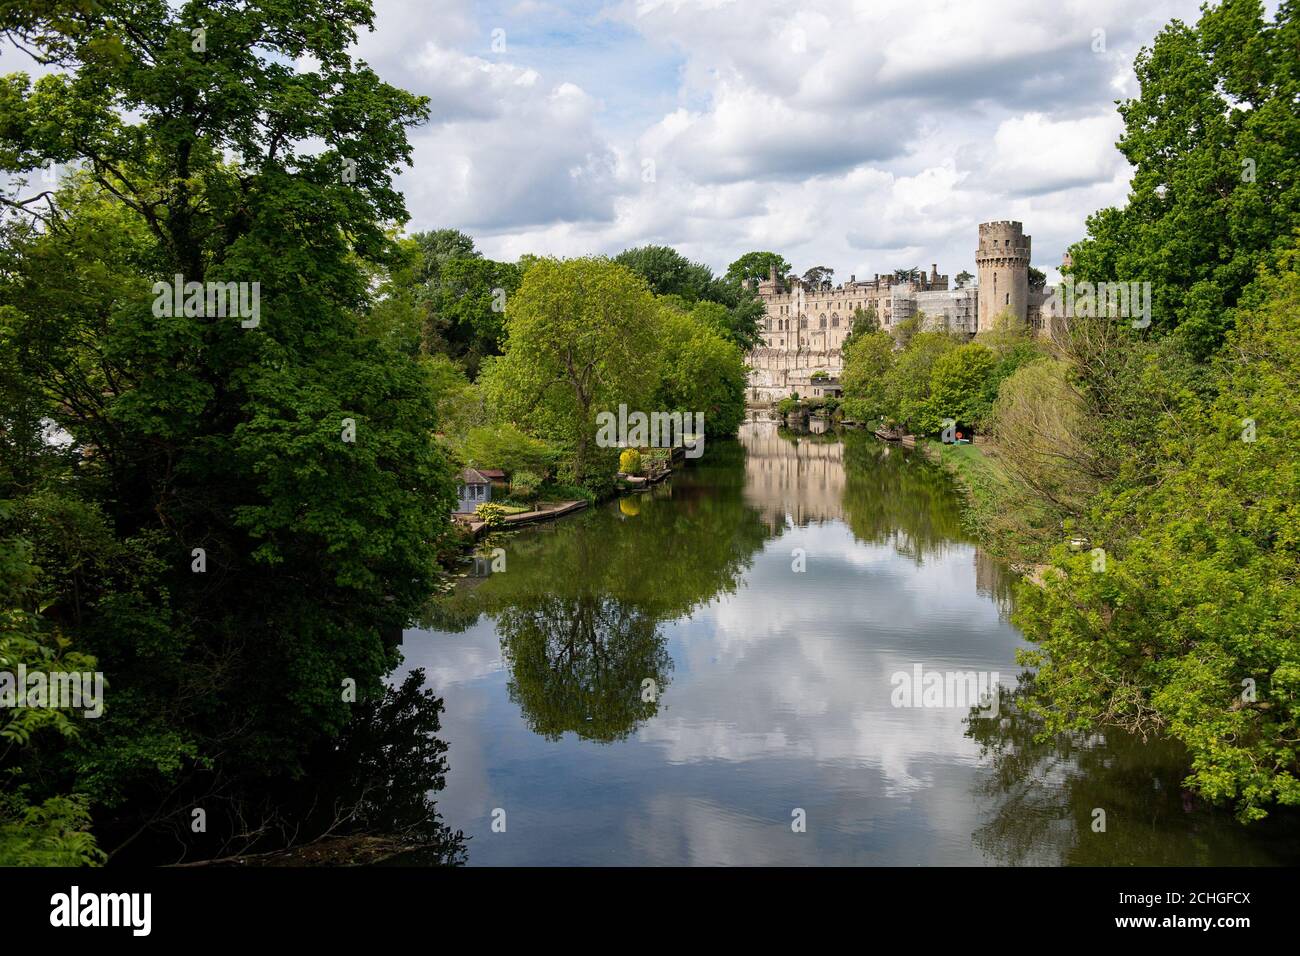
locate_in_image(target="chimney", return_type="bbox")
[769,263,778,284]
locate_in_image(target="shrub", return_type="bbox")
[509,470,541,503]
[459,423,557,478]
[618,448,642,475]
[474,502,507,528]
[540,482,596,505]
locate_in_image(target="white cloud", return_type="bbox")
[341,0,1214,278]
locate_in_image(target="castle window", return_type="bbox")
[819,316,827,328]
[800,317,808,329]
[832,316,840,328]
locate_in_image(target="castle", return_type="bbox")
[746,221,1057,403]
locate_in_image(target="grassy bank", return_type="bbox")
[919,439,1059,566]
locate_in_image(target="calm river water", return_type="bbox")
[397,421,1298,865]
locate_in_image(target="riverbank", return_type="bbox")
[914,438,1059,569]
[452,442,697,544]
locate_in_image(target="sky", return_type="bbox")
[362,0,1224,284]
[0,0,1239,284]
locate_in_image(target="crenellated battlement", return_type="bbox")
[746,219,1037,401]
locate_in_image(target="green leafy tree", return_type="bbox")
[802,266,833,288]
[928,342,999,430]
[1015,242,1300,820]
[422,254,522,377]
[459,423,557,478]
[0,522,104,866]
[617,246,766,349]
[1067,0,1300,357]
[840,329,894,423]
[724,251,790,288]
[481,257,660,483]
[655,304,748,439]
[0,0,459,858]
[882,331,958,434]
[613,245,713,301]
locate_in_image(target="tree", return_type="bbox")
[840,330,894,423]
[891,312,923,349]
[458,422,558,478]
[655,303,748,439]
[1028,266,1047,291]
[724,251,791,288]
[617,246,764,350]
[802,266,834,288]
[1066,0,1300,357]
[0,520,104,865]
[842,304,879,352]
[701,281,766,351]
[1015,243,1300,820]
[955,270,974,288]
[928,343,999,431]
[422,253,522,377]
[413,229,479,282]
[481,258,660,483]
[614,245,712,301]
[0,0,460,859]
[882,331,958,433]
[990,359,1101,515]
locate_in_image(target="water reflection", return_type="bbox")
[499,596,671,743]
[397,422,1299,865]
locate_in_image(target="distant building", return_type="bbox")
[455,467,492,514]
[747,221,1051,402]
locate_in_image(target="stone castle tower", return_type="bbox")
[975,221,1030,332]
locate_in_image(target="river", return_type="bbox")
[396,421,1299,865]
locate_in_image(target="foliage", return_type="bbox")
[890,313,923,349]
[990,359,1103,516]
[474,502,508,529]
[883,331,959,434]
[508,470,541,503]
[928,343,999,430]
[654,304,748,439]
[922,441,1059,564]
[0,0,460,861]
[420,252,522,378]
[614,245,713,300]
[615,245,765,349]
[1066,0,1300,357]
[618,449,642,476]
[0,523,104,866]
[459,423,557,478]
[1014,243,1300,820]
[480,257,660,485]
[802,266,833,288]
[538,482,597,506]
[840,329,894,423]
[724,251,790,288]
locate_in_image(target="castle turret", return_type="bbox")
[975,221,1031,332]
